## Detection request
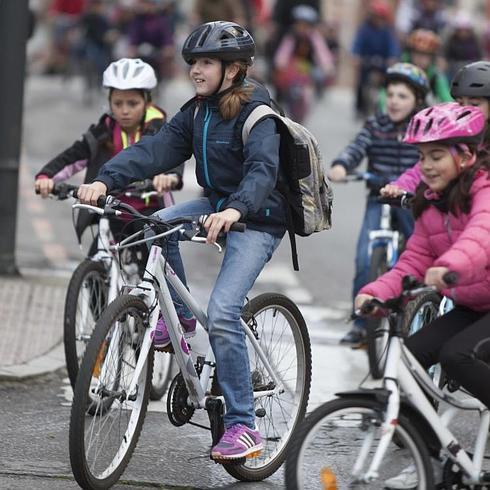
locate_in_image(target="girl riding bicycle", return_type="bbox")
[328,62,429,345]
[77,21,286,461]
[356,102,490,414]
[34,57,183,246]
[382,60,490,197]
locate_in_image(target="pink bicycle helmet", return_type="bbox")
[403,102,485,145]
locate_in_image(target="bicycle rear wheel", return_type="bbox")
[285,396,434,490]
[69,294,153,489]
[64,259,108,389]
[224,293,312,481]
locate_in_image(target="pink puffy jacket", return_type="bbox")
[393,162,422,193]
[360,170,490,311]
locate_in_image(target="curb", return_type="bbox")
[0,342,65,381]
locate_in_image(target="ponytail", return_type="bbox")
[219,62,254,120]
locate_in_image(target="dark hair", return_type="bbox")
[412,144,490,218]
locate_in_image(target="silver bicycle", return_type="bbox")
[44,183,174,400]
[68,195,312,489]
[286,274,490,489]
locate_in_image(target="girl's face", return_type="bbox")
[189,57,222,96]
[455,96,490,120]
[189,57,238,96]
[418,143,462,192]
[386,82,417,123]
[110,89,146,133]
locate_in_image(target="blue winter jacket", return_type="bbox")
[95,80,287,236]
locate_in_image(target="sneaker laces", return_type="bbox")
[221,424,246,443]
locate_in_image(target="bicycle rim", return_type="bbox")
[228,293,311,480]
[287,397,433,489]
[70,295,152,488]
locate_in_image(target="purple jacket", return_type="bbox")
[361,170,490,311]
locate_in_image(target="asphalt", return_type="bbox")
[0,271,67,380]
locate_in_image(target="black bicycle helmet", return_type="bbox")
[450,61,490,98]
[182,21,255,65]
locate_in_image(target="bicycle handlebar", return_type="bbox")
[376,193,414,209]
[355,272,458,317]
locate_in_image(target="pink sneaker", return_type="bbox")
[152,314,196,348]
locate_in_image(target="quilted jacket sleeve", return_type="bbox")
[435,176,490,285]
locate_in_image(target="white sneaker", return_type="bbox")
[384,464,418,489]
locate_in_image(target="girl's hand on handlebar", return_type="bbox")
[328,165,347,182]
[380,184,404,198]
[204,208,241,244]
[354,293,376,313]
[78,182,108,206]
[35,177,54,198]
[424,266,450,291]
[152,173,179,193]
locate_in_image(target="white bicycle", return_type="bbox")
[44,183,174,400]
[286,274,490,489]
[68,195,312,489]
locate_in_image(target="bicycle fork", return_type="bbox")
[352,338,402,482]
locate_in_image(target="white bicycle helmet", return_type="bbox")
[102,58,157,91]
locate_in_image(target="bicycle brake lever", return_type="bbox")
[189,235,223,253]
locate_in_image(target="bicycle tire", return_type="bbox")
[400,291,441,337]
[223,293,312,482]
[365,246,390,378]
[285,396,434,490]
[69,294,153,489]
[400,291,446,390]
[149,351,174,400]
[64,259,108,389]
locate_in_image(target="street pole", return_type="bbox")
[0,0,29,275]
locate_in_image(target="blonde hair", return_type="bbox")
[219,62,254,120]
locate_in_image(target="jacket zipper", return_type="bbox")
[202,104,213,189]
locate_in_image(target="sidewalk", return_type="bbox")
[0,271,67,380]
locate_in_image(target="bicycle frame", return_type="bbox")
[102,225,284,413]
[367,203,401,268]
[355,327,490,485]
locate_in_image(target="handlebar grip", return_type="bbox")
[230,222,246,233]
[72,187,107,208]
[443,271,458,286]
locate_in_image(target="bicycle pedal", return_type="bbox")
[154,344,174,354]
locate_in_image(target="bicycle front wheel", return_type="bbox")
[64,259,109,389]
[224,293,312,482]
[69,294,153,489]
[285,396,434,490]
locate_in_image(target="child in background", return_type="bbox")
[35,58,183,247]
[329,63,429,346]
[382,60,490,197]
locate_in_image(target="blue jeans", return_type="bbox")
[152,198,282,428]
[352,196,414,328]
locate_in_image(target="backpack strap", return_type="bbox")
[241,104,300,271]
[241,104,278,144]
